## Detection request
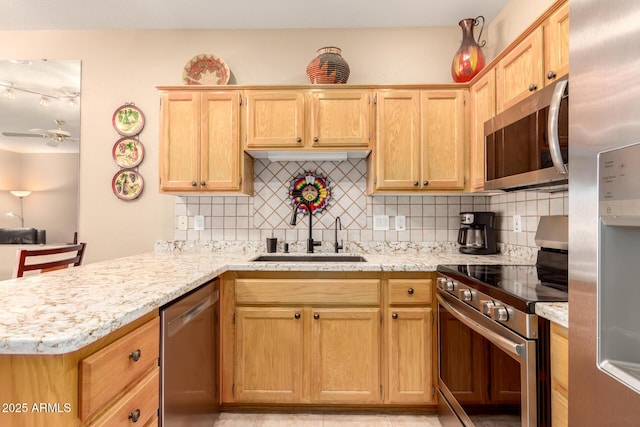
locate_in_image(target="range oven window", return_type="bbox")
[438,305,522,425]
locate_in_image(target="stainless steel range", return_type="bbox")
[436,216,568,427]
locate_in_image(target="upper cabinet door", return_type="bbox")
[374,90,421,190]
[308,89,372,149]
[201,91,242,191]
[496,27,544,113]
[469,69,496,192]
[245,90,305,148]
[544,1,569,85]
[420,90,466,190]
[159,91,200,192]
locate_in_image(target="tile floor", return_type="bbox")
[212,411,442,426]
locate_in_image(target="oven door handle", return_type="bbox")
[437,293,525,359]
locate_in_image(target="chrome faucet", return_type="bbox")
[334,216,343,253]
[290,200,321,253]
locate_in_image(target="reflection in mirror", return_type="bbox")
[0,59,81,249]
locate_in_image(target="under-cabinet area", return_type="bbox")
[220,271,437,408]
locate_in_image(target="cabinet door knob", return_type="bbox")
[413,181,419,186]
[296,137,302,143]
[313,313,320,320]
[129,349,141,362]
[547,71,557,80]
[313,137,319,142]
[423,180,429,187]
[392,313,398,319]
[294,313,301,319]
[128,409,141,423]
[529,83,538,91]
[407,288,414,295]
[200,181,206,186]
[191,181,197,187]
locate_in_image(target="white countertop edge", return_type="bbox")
[535,302,568,328]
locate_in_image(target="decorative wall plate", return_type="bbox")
[112,137,145,168]
[112,169,144,201]
[112,103,145,136]
[289,171,331,214]
[183,54,231,85]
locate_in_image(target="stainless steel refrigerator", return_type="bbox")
[571,0,640,424]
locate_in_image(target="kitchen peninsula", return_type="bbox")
[0,246,567,426]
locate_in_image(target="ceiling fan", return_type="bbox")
[2,119,79,147]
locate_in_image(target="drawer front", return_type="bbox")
[80,317,160,420]
[236,279,380,305]
[388,279,432,304]
[90,366,159,427]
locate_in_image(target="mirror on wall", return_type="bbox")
[0,59,81,245]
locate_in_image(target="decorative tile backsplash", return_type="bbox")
[173,159,568,252]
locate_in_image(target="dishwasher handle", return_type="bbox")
[167,288,219,338]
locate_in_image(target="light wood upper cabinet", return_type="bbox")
[496,27,544,113]
[469,69,496,192]
[159,89,253,194]
[420,90,466,190]
[369,89,466,192]
[245,90,305,148]
[310,308,381,404]
[544,1,570,85]
[308,89,372,148]
[245,89,372,151]
[234,307,304,403]
[372,90,421,190]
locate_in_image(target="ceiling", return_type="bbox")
[0,0,509,30]
[0,60,81,154]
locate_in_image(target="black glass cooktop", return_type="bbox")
[437,263,568,312]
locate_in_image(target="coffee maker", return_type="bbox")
[457,212,497,255]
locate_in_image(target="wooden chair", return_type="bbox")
[13,243,87,278]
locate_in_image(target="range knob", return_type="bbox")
[457,288,472,302]
[445,280,456,292]
[480,300,495,316]
[489,306,509,322]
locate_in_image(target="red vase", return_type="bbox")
[306,47,350,84]
[451,16,486,83]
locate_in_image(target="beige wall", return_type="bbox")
[0,0,554,264]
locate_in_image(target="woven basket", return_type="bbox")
[306,47,350,84]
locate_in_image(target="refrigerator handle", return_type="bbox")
[548,79,569,175]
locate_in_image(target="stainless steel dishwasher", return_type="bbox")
[160,279,220,426]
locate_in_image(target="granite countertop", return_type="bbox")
[535,302,568,328]
[0,245,538,355]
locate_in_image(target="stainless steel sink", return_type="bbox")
[251,255,367,262]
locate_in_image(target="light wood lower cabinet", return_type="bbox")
[385,278,436,404]
[550,322,569,427]
[0,312,159,427]
[225,273,437,408]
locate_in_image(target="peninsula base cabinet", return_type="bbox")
[550,322,569,427]
[223,272,437,408]
[0,312,159,427]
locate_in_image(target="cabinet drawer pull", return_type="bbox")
[547,70,557,80]
[529,83,538,91]
[294,313,301,319]
[191,181,197,187]
[407,288,414,295]
[129,349,141,362]
[128,409,141,423]
[392,313,398,319]
[313,313,320,320]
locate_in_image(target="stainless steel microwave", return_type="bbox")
[484,76,568,191]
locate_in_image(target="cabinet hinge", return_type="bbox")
[380,313,383,325]
[374,177,377,185]
[239,176,242,184]
[432,386,435,396]
[232,384,235,396]
[463,95,467,106]
[233,312,236,324]
[380,384,383,397]
[373,94,377,105]
[369,132,371,141]
[368,95,371,105]
[239,96,242,106]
